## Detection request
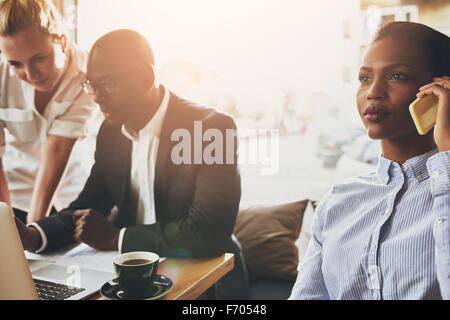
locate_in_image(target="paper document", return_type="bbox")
[26,243,118,273]
[25,243,167,274]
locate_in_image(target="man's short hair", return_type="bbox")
[91,29,156,67]
[0,0,64,38]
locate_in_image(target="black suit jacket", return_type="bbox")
[36,92,241,259]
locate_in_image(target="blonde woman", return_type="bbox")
[0,0,97,223]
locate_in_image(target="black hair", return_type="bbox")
[373,21,450,77]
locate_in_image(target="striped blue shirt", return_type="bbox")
[289,149,450,300]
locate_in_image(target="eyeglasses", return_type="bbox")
[81,78,115,96]
[81,66,144,96]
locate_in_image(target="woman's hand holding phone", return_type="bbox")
[416,76,450,152]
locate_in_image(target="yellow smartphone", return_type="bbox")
[409,95,439,135]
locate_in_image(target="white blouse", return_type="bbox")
[0,44,98,212]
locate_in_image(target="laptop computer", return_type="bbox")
[0,202,115,300]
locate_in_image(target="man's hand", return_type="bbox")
[73,209,120,251]
[14,217,42,252]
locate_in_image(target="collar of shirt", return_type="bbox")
[121,84,170,142]
[376,147,439,185]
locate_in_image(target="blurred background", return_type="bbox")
[53,0,450,203]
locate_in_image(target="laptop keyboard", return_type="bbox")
[34,279,86,300]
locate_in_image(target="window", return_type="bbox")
[343,19,351,38]
[67,1,431,203]
[360,5,419,43]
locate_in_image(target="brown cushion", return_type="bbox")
[234,200,309,281]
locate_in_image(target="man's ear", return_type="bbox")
[142,64,156,91]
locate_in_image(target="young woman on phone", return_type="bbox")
[289,21,450,300]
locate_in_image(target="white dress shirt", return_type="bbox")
[118,85,170,252]
[0,44,98,212]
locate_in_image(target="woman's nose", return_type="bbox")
[367,78,387,100]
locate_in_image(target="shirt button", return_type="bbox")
[416,174,423,180]
[373,291,380,299]
[432,171,440,179]
[437,218,444,224]
[401,165,408,172]
[385,208,390,214]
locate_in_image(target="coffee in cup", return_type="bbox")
[113,251,159,299]
[122,259,152,266]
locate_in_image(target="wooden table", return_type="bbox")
[94,253,234,300]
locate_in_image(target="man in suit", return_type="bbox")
[15,29,249,299]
